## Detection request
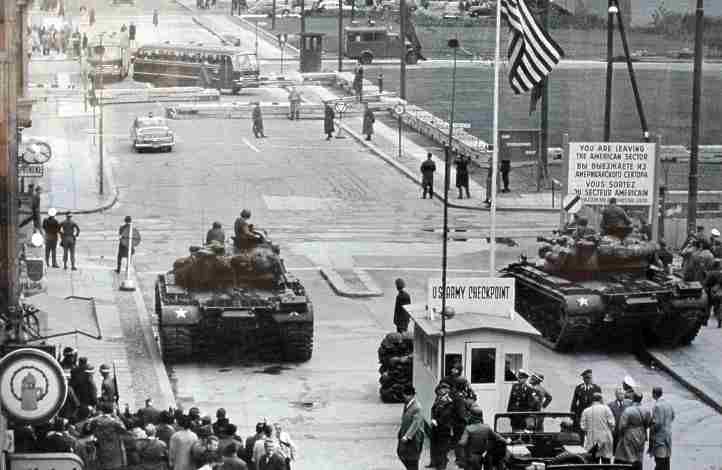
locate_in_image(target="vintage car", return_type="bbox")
[130,116,175,153]
[494,412,633,470]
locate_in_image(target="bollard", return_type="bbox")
[377,73,384,93]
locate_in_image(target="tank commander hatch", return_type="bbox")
[233,209,264,250]
[600,197,632,239]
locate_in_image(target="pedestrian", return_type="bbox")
[622,375,637,401]
[169,416,199,470]
[191,425,221,468]
[252,424,274,467]
[88,402,132,470]
[362,102,375,140]
[529,371,552,411]
[220,440,247,470]
[252,103,265,138]
[614,392,650,470]
[89,8,96,27]
[19,185,42,230]
[352,63,364,101]
[206,222,226,246]
[323,103,335,140]
[199,59,213,89]
[579,393,615,463]
[153,9,159,28]
[570,369,602,433]
[507,369,534,430]
[59,212,79,271]
[245,422,266,470]
[420,153,436,199]
[705,259,722,327]
[608,388,630,453]
[288,87,301,120]
[42,208,61,268]
[397,385,425,470]
[711,228,722,257]
[600,197,633,239]
[649,386,674,470]
[428,381,454,470]
[500,159,511,193]
[120,23,128,33]
[116,216,138,273]
[454,154,470,199]
[454,405,507,470]
[99,363,117,409]
[273,423,296,469]
[129,22,137,48]
[686,239,715,284]
[393,278,411,333]
[82,33,88,52]
[258,440,285,470]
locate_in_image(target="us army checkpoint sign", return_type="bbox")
[567,142,656,206]
[427,277,515,318]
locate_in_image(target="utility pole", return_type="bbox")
[399,0,407,99]
[272,0,277,29]
[338,0,343,71]
[688,0,704,234]
[539,0,550,187]
[301,0,306,33]
[603,0,615,142]
[98,35,105,195]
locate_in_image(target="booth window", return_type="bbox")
[470,348,496,384]
[505,353,523,382]
[423,338,437,371]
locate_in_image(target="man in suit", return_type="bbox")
[397,385,425,470]
[608,388,630,453]
[649,386,675,470]
[570,369,602,433]
[258,440,285,470]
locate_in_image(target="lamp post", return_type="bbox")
[439,37,459,375]
[338,0,343,71]
[94,34,106,196]
[688,0,704,235]
[394,103,405,161]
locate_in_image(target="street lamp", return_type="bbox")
[439,37,460,375]
[94,34,106,196]
[394,103,405,161]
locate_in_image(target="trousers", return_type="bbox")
[45,239,58,266]
[422,181,434,198]
[654,457,670,470]
[63,243,76,268]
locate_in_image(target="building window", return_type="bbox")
[504,353,523,382]
[470,348,496,384]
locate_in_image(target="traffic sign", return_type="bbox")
[18,164,44,178]
[393,103,406,115]
[562,193,583,214]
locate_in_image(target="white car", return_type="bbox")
[130,116,175,153]
[314,0,353,12]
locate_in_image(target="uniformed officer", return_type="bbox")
[507,369,535,431]
[529,372,553,411]
[570,369,602,433]
[60,346,78,372]
[573,217,597,240]
[600,197,632,239]
[454,405,507,470]
[99,364,117,409]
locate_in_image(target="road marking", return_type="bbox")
[242,138,260,153]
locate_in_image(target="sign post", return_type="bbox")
[119,222,141,291]
[427,277,515,319]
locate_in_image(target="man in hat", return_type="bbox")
[245,422,267,470]
[116,216,137,273]
[600,197,632,239]
[428,381,455,470]
[233,209,263,250]
[570,369,602,433]
[580,392,615,463]
[75,362,98,408]
[252,103,265,138]
[420,153,436,199]
[60,346,77,372]
[393,278,411,333]
[397,385,424,470]
[507,370,535,431]
[529,372,553,411]
[42,208,61,267]
[454,405,507,470]
[258,439,285,470]
[59,212,80,270]
[99,364,117,408]
[622,375,637,401]
[608,388,631,453]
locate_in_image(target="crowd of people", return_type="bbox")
[10,347,297,470]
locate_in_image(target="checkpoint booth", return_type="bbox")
[405,277,540,423]
[299,33,325,73]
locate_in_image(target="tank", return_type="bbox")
[154,238,313,363]
[501,232,708,351]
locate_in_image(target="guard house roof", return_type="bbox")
[344,25,392,32]
[405,304,540,339]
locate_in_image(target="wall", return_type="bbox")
[412,327,440,422]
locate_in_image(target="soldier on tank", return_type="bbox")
[233,210,263,250]
[573,217,597,240]
[206,222,225,246]
[600,197,632,239]
[99,364,117,409]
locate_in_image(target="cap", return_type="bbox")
[712,228,721,237]
[48,208,57,217]
[84,363,95,373]
[65,212,72,217]
[62,346,76,356]
[592,392,604,400]
[469,404,484,418]
[581,369,593,377]
[623,375,637,388]
[531,372,544,383]
[99,364,111,373]
[517,369,529,379]
[124,216,132,223]
[241,209,251,218]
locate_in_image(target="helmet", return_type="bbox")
[241,209,251,219]
[469,405,484,418]
[48,208,57,217]
[62,346,76,356]
[99,364,111,374]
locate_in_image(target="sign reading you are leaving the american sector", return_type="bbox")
[568,142,656,206]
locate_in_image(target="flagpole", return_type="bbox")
[489,0,502,277]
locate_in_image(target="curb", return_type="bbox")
[319,267,383,298]
[641,348,722,414]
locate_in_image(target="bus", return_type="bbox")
[131,44,260,93]
[87,40,130,82]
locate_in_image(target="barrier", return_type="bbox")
[165,99,391,120]
[92,87,220,105]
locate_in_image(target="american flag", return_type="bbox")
[501,0,564,95]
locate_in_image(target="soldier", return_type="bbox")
[655,239,674,271]
[252,103,265,138]
[206,222,226,246]
[454,405,507,470]
[323,103,335,140]
[352,63,364,101]
[500,159,511,193]
[362,102,375,141]
[443,362,473,399]
[570,369,602,433]
[704,259,722,328]
[574,217,597,240]
[288,87,302,120]
[393,278,411,333]
[233,209,263,250]
[59,212,80,271]
[42,208,62,267]
[600,197,632,239]
[75,363,98,409]
[529,372,552,411]
[420,153,436,199]
[428,381,455,470]
[710,228,722,257]
[507,369,534,430]
[99,363,117,408]
[59,346,77,372]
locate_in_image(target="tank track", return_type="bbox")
[646,308,705,347]
[280,322,314,362]
[160,325,195,363]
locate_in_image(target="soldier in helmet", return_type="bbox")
[60,346,78,372]
[233,209,263,250]
[454,405,507,470]
[99,364,117,409]
[573,217,597,240]
[393,278,411,333]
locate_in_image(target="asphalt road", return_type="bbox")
[28,5,722,470]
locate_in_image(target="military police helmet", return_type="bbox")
[241,209,251,219]
[62,346,77,356]
[469,405,484,418]
[99,364,111,374]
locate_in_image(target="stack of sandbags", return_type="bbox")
[378,332,414,403]
[172,247,282,289]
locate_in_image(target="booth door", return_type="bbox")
[464,343,526,424]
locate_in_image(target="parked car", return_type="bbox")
[469,0,494,17]
[247,0,301,15]
[130,115,175,153]
[313,0,353,12]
